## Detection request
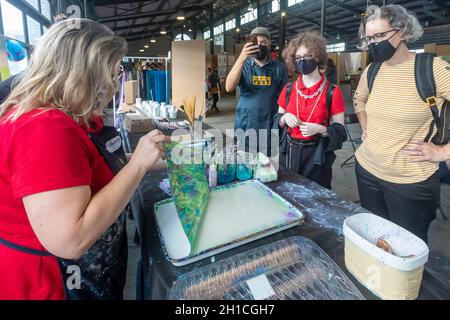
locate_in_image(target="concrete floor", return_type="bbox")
[122,85,450,299]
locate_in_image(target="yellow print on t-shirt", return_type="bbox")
[253,76,271,86]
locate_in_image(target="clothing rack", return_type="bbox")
[123,55,170,70]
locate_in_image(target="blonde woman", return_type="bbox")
[354,5,450,242]
[0,19,168,299]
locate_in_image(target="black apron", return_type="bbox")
[0,126,129,300]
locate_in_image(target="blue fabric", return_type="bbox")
[145,70,170,103]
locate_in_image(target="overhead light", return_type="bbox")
[281,11,286,17]
[236,28,240,33]
[177,10,185,21]
[139,49,144,52]
[151,38,156,43]
[144,45,149,48]
[160,27,167,35]
[188,28,193,32]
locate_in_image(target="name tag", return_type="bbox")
[253,76,272,86]
[106,136,122,153]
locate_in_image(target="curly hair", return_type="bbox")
[282,31,328,74]
[358,5,423,50]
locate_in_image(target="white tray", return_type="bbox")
[154,180,305,267]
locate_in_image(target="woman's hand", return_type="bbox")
[282,113,302,128]
[402,140,450,162]
[361,129,367,142]
[299,122,326,137]
[129,130,170,173]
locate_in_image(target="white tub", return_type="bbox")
[343,213,429,300]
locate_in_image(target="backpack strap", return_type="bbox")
[367,62,382,93]
[285,82,293,106]
[326,82,336,120]
[414,53,448,144]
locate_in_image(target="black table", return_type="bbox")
[121,123,450,300]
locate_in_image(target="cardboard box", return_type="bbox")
[121,103,136,113]
[125,80,138,104]
[424,44,450,56]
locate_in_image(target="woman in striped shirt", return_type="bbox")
[354,5,450,242]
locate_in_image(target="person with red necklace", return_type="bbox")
[276,31,347,189]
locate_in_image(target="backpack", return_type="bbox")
[367,53,450,145]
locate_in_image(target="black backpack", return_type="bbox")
[367,53,450,145]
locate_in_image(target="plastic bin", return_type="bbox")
[343,213,429,300]
[169,236,364,300]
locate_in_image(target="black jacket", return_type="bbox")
[272,113,347,168]
[0,73,22,104]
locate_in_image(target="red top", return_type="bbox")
[0,108,114,300]
[278,75,345,140]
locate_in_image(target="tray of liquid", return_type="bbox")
[154,180,305,267]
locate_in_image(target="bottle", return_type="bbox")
[209,163,217,188]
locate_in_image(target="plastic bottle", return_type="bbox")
[209,163,217,188]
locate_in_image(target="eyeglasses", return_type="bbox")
[362,29,399,44]
[295,54,315,62]
[112,66,124,82]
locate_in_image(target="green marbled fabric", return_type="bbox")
[164,141,209,248]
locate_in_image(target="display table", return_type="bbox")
[128,167,450,300]
[121,124,450,300]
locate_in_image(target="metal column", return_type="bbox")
[321,0,327,36]
[279,0,288,59]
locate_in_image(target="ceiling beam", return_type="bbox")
[94,0,157,5]
[327,0,362,16]
[98,5,207,23]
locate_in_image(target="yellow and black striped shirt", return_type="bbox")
[354,57,450,184]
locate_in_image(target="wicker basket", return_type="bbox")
[123,113,155,133]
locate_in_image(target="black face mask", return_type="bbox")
[255,45,269,61]
[368,32,400,63]
[296,59,318,75]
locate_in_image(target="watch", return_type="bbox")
[321,130,329,138]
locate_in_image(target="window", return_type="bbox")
[214,34,224,46]
[214,24,224,35]
[175,33,191,41]
[27,16,42,46]
[25,0,39,10]
[1,0,26,42]
[288,0,305,6]
[272,0,280,13]
[225,19,236,31]
[327,42,346,53]
[203,30,210,39]
[43,26,49,34]
[41,0,52,20]
[241,8,258,25]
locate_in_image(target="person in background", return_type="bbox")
[0,13,68,105]
[0,19,168,300]
[208,67,221,112]
[275,31,347,189]
[354,5,450,242]
[226,27,288,155]
[325,58,338,85]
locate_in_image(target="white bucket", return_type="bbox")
[343,213,429,300]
